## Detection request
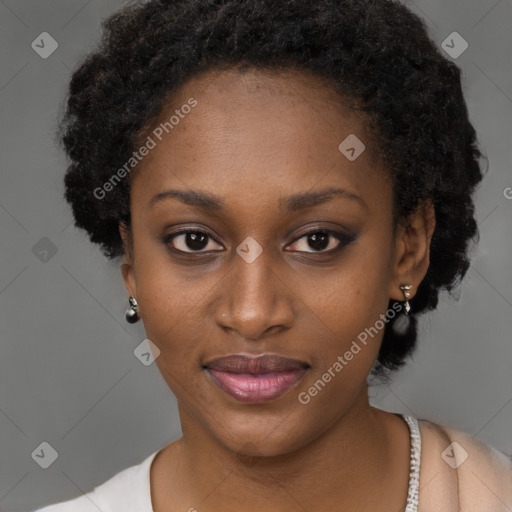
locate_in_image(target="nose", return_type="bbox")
[215,247,294,340]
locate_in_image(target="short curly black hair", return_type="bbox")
[60,0,484,377]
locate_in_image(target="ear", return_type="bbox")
[389,199,436,302]
[119,222,137,300]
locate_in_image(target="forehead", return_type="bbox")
[147,67,369,145]
[130,67,390,216]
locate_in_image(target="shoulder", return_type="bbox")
[30,450,158,512]
[417,418,512,512]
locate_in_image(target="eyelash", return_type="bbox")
[162,227,356,256]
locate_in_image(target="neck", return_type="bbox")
[159,388,409,511]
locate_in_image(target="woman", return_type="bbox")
[34,0,512,510]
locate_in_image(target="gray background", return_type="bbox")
[0,0,511,510]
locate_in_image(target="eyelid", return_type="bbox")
[164,227,224,254]
[164,225,356,255]
[285,228,355,253]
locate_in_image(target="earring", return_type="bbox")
[125,296,140,324]
[400,284,413,315]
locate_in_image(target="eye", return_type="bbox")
[163,227,356,256]
[164,229,223,253]
[286,229,355,253]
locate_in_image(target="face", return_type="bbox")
[120,67,432,457]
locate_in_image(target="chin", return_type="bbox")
[205,407,322,459]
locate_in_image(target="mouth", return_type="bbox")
[203,354,310,403]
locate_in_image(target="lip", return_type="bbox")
[204,354,309,403]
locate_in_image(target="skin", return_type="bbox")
[119,67,436,512]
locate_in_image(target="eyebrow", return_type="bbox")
[149,186,367,212]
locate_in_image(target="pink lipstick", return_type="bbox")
[204,354,309,403]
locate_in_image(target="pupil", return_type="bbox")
[308,231,329,251]
[187,232,208,250]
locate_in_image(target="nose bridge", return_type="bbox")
[232,245,276,315]
[217,241,292,339]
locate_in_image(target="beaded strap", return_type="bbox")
[402,415,421,512]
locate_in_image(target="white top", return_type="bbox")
[32,414,512,512]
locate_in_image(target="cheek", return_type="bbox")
[304,231,395,375]
[312,243,393,333]
[132,247,203,360]
[138,277,206,402]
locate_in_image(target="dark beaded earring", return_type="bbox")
[125,296,140,324]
